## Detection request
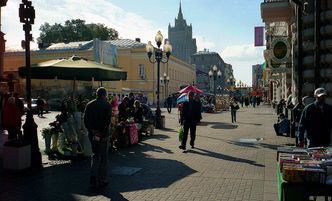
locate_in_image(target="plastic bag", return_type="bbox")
[178,127,184,142]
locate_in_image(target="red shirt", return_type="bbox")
[2,103,22,128]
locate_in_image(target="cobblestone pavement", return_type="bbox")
[1,105,298,201]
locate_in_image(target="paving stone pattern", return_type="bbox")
[1,105,318,201]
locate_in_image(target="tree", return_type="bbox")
[37,19,119,47]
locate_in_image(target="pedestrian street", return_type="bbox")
[1,105,298,201]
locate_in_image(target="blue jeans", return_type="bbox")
[231,110,237,123]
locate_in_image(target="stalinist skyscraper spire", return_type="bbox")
[168,1,197,64]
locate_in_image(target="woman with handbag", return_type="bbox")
[230,99,239,123]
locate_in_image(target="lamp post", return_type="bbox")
[209,65,221,105]
[19,0,42,168]
[227,76,235,96]
[217,85,222,95]
[146,31,172,129]
[160,72,170,102]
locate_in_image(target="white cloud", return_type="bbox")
[2,0,161,50]
[220,44,265,86]
[194,35,215,51]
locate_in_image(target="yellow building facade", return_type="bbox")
[3,39,196,105]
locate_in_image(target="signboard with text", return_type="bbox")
[271,37,290,63]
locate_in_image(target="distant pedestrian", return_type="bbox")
[13,93,24,116]
[166,95,173,113]
[240,96,244,107]
[251,96,257,108]
[2,97,22,140]
[179,92,202,150]
[244,96,249,107]
[298,88,332,148]
[230,100,239,123]
[36,96,44,117]
[84,87,112,188]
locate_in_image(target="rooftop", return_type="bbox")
[107,39,146,49]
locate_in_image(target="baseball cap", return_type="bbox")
[314,88,327,97]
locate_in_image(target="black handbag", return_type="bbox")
[235,104,240,110]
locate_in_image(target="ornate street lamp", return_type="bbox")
[19,0,42,168]
[217,85,222,95]
[146,31,172,129]
[208,65,222,105]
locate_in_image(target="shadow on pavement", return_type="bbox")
[159,127,177,133]
[144,133,170,141]
[116,142,174,154]
[0,153,196,201]
[236,121,262,126]
[253,113,275,116]
[1,143,194,200]
[227,140,292,151]
[227,140,258,149]
[186,147,265,167]
[197,121,238,129]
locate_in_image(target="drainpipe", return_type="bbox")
[314,0,321,88]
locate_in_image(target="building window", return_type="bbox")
[138,64,145,79]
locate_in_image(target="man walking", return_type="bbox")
[298,88,332,148]
[84,87,112,188]
[36,96,44,117]
[179,92,202,150]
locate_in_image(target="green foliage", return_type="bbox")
[37,19,119,45]
[41,127,53,139]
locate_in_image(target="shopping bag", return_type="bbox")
[178,127,184,142]
[234,104,240,110]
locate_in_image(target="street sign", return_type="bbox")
[271,37,290,63]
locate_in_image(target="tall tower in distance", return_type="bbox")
[168,1,197,64]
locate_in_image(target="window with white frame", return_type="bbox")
[138,64,145,79]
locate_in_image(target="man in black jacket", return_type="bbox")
[298,88,332,148]
[179,92,202,150]
[84,87,112,188]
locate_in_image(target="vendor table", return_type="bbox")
[277,164,332,201]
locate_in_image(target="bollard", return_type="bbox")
[23,111,42,168]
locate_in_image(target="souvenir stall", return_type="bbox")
[43,108,93,157]
[277,146,332,201]
[215,95,230,111]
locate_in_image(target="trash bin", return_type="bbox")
[160,115,165,129]
[3,140,31,170]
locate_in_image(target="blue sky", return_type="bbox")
[2,0,265,85]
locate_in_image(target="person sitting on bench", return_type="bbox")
[273,113,290,136]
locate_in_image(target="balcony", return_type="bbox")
[261,0,295,23]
